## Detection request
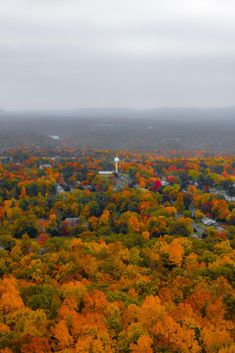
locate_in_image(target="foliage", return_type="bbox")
[0,148,234,352]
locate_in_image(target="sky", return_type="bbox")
[0,0,235,110]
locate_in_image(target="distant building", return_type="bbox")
[215,225,225,232]
[209,188,235,202]
[50,156,62,162]
[40,164,52,169]
[161,179,169,186]
[81,185,93,191]
[65,217,80,226]
[225,195,235,202]
[201,217,216,226]
[98,171,113,176]
[56,184,65,194]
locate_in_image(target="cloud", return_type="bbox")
[0,0,234,109]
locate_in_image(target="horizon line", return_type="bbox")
[1,105,235,113]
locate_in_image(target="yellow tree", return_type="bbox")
[0,276,24,314]
[167,239,185,267]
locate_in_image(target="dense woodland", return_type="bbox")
[0,148,234,353]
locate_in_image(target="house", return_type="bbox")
[39,164,52,169]
[191,233,200,239]
[98,171,113,176]
[56,184,65,194]
[81,185,93,191]
[64,217,80,226]
[61,217,80,235]
[225,195,235,202]
[161,178,169,186]
[215,225,225,232]
[201,217,216,226]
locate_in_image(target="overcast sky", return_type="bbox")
[0,0,235,110]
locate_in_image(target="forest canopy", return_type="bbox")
[0,148,234,353]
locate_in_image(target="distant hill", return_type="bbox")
[1,106,235,121]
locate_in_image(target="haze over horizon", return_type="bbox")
[0,0,235,111]
[1,106,235,114]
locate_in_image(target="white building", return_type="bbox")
[201,217,216,226]
[98,171,113,176]
[40,164,52,169]
[56,184,65,194]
